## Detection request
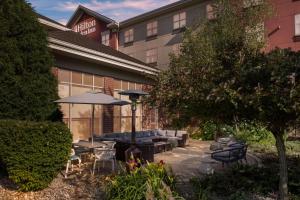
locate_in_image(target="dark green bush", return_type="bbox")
[190,121,234,141]
[191,157,300,200]
[0,120,72,191]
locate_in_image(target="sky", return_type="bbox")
[27,0,179,25]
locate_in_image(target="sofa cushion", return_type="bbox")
[176,130,187,137]
[166,130,176,137]
[157,129,166,137]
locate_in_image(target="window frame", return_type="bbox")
[101,31,110,46]
[146,48,158,64]
[295,14,300,36]
[173,12,186,30]
[124,28,134,43]
[147,21,158,37]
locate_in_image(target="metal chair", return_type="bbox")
[65,148,81,178]
[92,142,116,175]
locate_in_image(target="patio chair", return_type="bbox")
[92,142,116,175]
[65,148,81,178]
[211,144,248,167]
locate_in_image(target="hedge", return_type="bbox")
[0,120,72,191]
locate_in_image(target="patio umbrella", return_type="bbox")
[55,91,130,146]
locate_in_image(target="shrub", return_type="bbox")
[0,120,72,191]
[191,157,300,200]
[0,0,60,122]
[190,121,234,141]
[106,161,184,200]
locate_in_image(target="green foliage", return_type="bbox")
[0,120,72,191]
[150,0,273,126]
[190,121,234,140]
[191,158,300,200]
[106,162,183,200]
[0,0,60,121]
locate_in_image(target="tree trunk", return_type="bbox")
[274,133,289,200]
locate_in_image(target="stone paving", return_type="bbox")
[154,140,260,199]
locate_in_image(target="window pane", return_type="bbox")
[83,73,93,85]
[129,82,135,90]
[295,14,300,35]
[136,84,142,90]
[114,79,121,89]
[122,81,129,90]
[58,84,69,98]
[173,14,179,22]
[72,72,82,84]
[174,21,180,29]
[94,76,104,88]
[58,69,70,83]
[180,19,186,27]
[180,12,186,20]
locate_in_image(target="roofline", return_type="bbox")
[120,0,201,27]
[38,18,70,31]
[48,37,159,75]
[66,5,115,28]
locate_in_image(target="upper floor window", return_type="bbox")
[124,28,134,43]
[206,4,216,20]
[147,21,158,37]
[146,48,158,64]
[295,14,300,36]
[101,31,110,46]
[173,12,186,30]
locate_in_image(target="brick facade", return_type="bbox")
[103,77,115,133]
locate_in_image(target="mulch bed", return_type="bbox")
[0,167,110,200]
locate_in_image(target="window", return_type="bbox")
[173,12,186,30]
[124,28,134,43]
[172,43,181,56]
[206,4,216,20]
[72,72,82,84]
[146,48,158,64]
[295,14,300,36]
[101,31,110,46]
[147,21,158,37]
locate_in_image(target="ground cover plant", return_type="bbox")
[105,161,184,200]
[0,120,72,191]
[191,157,300,200]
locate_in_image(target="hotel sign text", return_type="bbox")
[73,19,96,35]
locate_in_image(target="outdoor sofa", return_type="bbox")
[95,129,189,162]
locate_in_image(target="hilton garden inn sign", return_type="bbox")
[73,19,96,35]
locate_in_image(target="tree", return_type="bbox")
[150,0,299,199]
[0,0,60,121]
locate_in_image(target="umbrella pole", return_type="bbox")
[91,104,95,147]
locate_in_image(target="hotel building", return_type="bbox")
[38,0,300,141]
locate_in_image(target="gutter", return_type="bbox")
[38,18,70,31]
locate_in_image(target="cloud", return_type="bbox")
[57,18,68,25]
[54,0,179,21]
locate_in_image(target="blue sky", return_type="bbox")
[27,0,179,25]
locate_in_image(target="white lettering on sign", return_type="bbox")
[73,19,96,35]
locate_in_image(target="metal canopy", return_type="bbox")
[55,91,130,105]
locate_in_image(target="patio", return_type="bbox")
[154,140,261,199]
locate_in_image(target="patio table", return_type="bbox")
[73,141,108,150]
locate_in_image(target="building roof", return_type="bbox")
[67,5,116,28]
[120,0,201,27]
[37,13,70,31]
[48,30,158,70]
